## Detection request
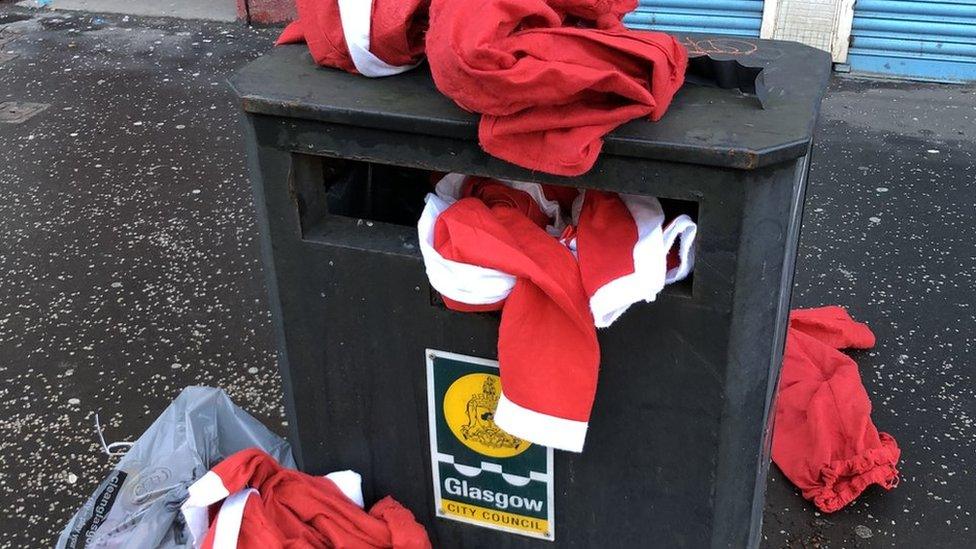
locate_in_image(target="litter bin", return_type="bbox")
[231,36,831,548]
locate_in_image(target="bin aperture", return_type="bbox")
[291,154,432,235]
[289,153,698,301]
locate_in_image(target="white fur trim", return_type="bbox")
[419,174,568,306]
[325,470,364,508]
[212,488,259,549]
[494,393,588,453]
[662,215,697,284]
[432,172,467,202]
[181,471,230,548]
[418,194,516,306]
[587,194,667,328]
[337,0,420,77]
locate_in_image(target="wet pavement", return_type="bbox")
[762,79,975,547]
[17,0,238,22]
[0,8,282,547]
[0,6,974,548]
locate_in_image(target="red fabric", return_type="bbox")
[425,0,688,175]
[665,246,678,272]
[575,190,640,296]
[278,1,686,175]
[774,307,900,513]
[541,184,582,215]
[433,185,600,423]
[201,449,431,549]
[461,176,552,229]
[276,0,428,74]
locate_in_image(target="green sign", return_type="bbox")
[426,349,555,541]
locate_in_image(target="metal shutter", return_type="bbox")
[848,0,976,82]
[623,0,764,36]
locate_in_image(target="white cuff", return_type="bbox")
[212,488,258,549]
[663,214,697,284]
[182,471,230,548]
[589,272,661,328]
[493,393,588,453]
[337,0,421,77]
[325,470,365,508]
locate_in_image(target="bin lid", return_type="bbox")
[230,36,831,170]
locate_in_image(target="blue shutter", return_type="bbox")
[623,0,764,36]
[848,0,976,82]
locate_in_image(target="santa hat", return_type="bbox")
[773,307,900,513]
[276,0,427,77]
[181,448,430,548]
[418,174,697,451]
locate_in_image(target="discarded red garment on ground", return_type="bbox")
[425,0,688,175]
[181,448,431,549]
[773,307,900,513]
[276,0,428,77]
[418,174,696,451]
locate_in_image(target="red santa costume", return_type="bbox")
[181,448,431,548]
[276,0,428,77]
[419,174,696,452]
[425,0,687,175]
[773,307,900,513]
[278,0,687,175]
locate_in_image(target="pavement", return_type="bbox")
[0,5,973,548]
[762,78,975,547]
[16,0,238,22]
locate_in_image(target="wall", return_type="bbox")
[239,0,296,25]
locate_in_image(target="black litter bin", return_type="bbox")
[231,36,831,548]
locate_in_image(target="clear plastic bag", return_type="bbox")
[57,386,294,548]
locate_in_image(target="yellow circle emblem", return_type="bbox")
[443,373,530,458]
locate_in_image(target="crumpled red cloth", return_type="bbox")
[462,176,552,228]
[276,0,428,74]
[183,448,431,549]
[277,1,687,176]
[773,307,900,513]
[425,0,687,175]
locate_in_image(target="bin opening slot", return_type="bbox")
[292,154,432,233]
[291,154,696,299]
